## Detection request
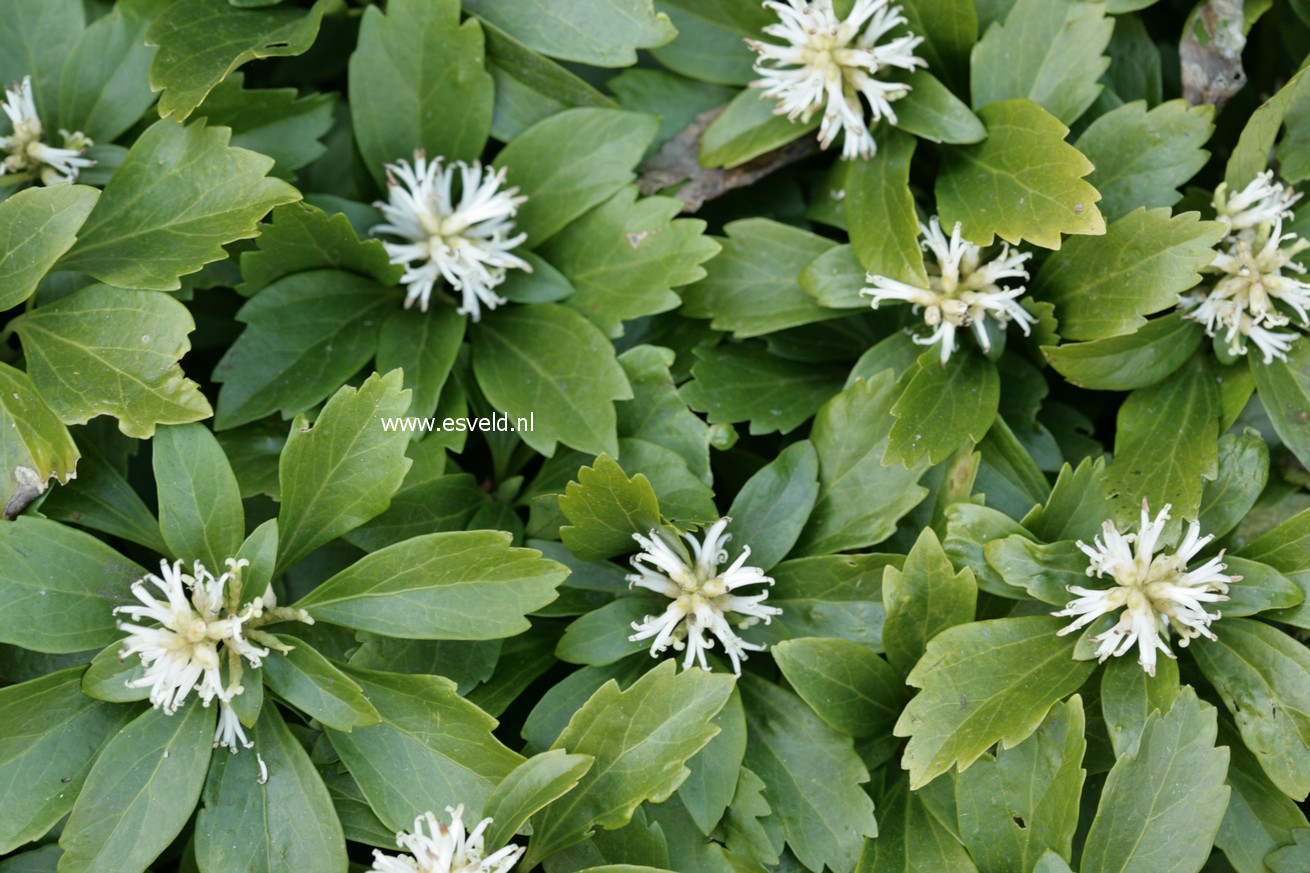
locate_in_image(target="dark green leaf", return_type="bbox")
[146,0,325,120]
[194,704,346,873]
[725,441,819,572]
[59,703,215,873]
[679,343,845,437]
[1042,313,1204,390]
[887,350,1001,466]
[883,528,978,675]
[464,0,676,67]
[0,185,98,311]
[0,667,135,853]
[772,637,905,739]
[151,423,243,570]
[349,0,492,188]
[484,749,596,849]
[261,636,380,732]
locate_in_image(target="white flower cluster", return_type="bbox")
[114,558,312,751]
[1054,502,1239,676]
[0,76,94,185]
[863,217,1036,363]
[370,806,523,873]
[747,0,925,159]
[373,152,531,320]
[1183,171,1310,363]
[627,518,780,674]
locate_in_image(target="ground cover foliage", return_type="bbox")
[4,0,1310,872]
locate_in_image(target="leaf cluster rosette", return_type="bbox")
[5,1,1310,873]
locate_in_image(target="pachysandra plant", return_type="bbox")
[7,0,1310,872]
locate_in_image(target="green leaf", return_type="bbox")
[1251,341,1310,471]
[559,454,661,562]
[1104,356,1219,523]
[902,0,977,91]
[1199,431,1269,540]
[472,304,633,457]
[326,666,524,829]
[758,555,899,648]
[484,749,596,849]
[1031,208,1223,341]
[0,667,135,854]
[261,636,380,732]
[953,696,1086,873]
[14,285,210,438]
[557,597,652,668]
[524,661,735,866]
[1020,456,1115,543]
[741,673,877,873]
[893,70,986,145]
[678,686,746,836]
[0,185,98,311]
[194,704,347,873]
[681,343,844,436]
[349,0,493,188]
[82,641,148,704]
[799,244,869,310]
[146,0,326,121]
[494,108,658,246]
[795,372,930,555]
[55,118,300,290]
[649,0,769,86]
[464,0,676,67]
[275,371,413,573]
[616,438,716,527]
[1042,313,1204,390]
[725,441,819,573]
[882,528,978,675]
[607,68,735,145]
[845,127,927,282]
[616,345,711,486]
[698,88,815,169]
[1226,70,1310,189]
[1223,557,1304,617]
[944,503,1033,598]
[56,0,158,143]
[59,703,215,873]
[0,363,79,518]
[214,270,399,428]
[679,218,837,339]
[984,535,1085,605]
[151,423,243,570]
[1191,619,1310,801]
[194,74,335,178]
[0,518,141,653]
[1238,508,1310,629]
[296,531,566,640]
[376,305,466,421]
[894,616,1097,790]
[970,0,1111,124]
[858,776,978,873]
[40,443,166,554]
[541,187,718,337]
[887,350,1001,466]
[0,0,84,123]
[483,22,618,142]
[1100,655,1180,760]
[1217,719,1310,873]
[935,98,1105,249]
[1075,100,1214,222]
[1081,688,1230,873]
[343,471,488,553]
[238,203,401,296]
[772,637,905,739]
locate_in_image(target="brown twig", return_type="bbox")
[637,106,820,213]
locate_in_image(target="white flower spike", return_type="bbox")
[1054,501,1240,677]
[114,558,313,752]
[627,517,781,675]
[1183,172,1310,362]
[863,216,1035,364]
[747,0,926,160]
[372,151,531,320]
[0,76,94,185]
[370,806,523,873]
